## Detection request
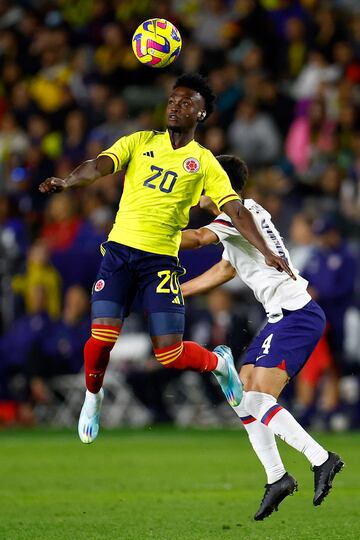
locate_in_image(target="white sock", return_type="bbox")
[244,391,328,467]
[85,389,103,414]
[234,394,286,484]
[86,389,102,400]
[213,353,227,375]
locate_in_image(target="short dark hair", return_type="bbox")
[173,73,215,118]
[216,155,248,193]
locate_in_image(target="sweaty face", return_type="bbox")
[166,87,205,132]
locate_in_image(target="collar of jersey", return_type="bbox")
[164,130,197,151]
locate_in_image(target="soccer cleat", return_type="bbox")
[78,388,104,444]
[312,451,344,506]
[212,345,243,407]
[254,473,298,521]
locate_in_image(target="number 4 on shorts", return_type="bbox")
[261,333,273,355]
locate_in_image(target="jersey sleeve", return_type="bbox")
[203,153,240,209]
[204,215,240,241]
[97,131,144,173]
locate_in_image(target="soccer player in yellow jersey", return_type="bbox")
[39,73,293,443]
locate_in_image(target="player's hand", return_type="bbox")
[265,252,297,280]
[199,195,218,215]
[39,177,68,194]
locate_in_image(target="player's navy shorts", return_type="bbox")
[91,241,185,336]
[242,300,326,378]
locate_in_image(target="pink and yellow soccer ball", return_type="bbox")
[132,18,182,68]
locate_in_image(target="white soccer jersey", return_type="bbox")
[205,199,311,321]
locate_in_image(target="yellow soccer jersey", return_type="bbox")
[99,130,239,257]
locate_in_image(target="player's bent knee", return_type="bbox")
[87,323,122,351]
[239,364,254,390]
[246,366,288,398]
[153,341,188,369]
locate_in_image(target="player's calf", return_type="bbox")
[154,340,217,371]
[154,341,243,406]
[84,324,121,392]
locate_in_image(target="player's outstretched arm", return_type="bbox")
[181,259,236,297]
[39,155,114,194]
[180,227,218,250]
[222,200,296,280]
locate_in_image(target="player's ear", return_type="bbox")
[197,111,206,122]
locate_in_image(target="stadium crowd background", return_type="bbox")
[0,0,360,430]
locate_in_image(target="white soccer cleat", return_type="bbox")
[78,388,104,444]
[213,345,243,407]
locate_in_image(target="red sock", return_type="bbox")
[154,341,218,372]
[84,324,121,393]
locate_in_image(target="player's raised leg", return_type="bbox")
[78,316,122,444]
[143,256,243,406]
[150,319,243,407]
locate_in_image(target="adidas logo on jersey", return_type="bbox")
[143,151,154,157]
[172,296,181,304]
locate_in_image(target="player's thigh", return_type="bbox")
[239,363,288,398]
[91,242,137,321]
[247,367,289,399]
[139,253,186,339]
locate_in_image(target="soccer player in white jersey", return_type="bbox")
[180,155,344,521]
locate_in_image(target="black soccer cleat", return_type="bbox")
[254,473,298,521]
[312,451,344,506]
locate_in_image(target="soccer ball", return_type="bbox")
[132,18,182,68]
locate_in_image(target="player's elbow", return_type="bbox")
[219,260,236,281]
[227,265,237,280]
[188,230,208,248]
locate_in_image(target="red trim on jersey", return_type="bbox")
[218,194,239,207]
[213,219,235,228]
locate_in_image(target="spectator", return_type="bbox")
[0,112,29,189]
[89,96,136,149]
[282,16,308,79]
[258,77,295,136]
[335,101,360,168]
[28,285,90,403]
[228,99,281,167]
[40,192,82,253]
[0,283,51,423]
[62,110,87,164]
[288,211,315,271]
[94,22,138,87]
[341,131,360,227]
[12,240,62,320]
[298,215,357,428]
[291,49,340,101]
[285,97,336,176]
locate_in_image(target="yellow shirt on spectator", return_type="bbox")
[99,130,239,257]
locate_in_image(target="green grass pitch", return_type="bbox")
[0,428,359,540]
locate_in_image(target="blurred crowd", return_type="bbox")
[1,0,360,429]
